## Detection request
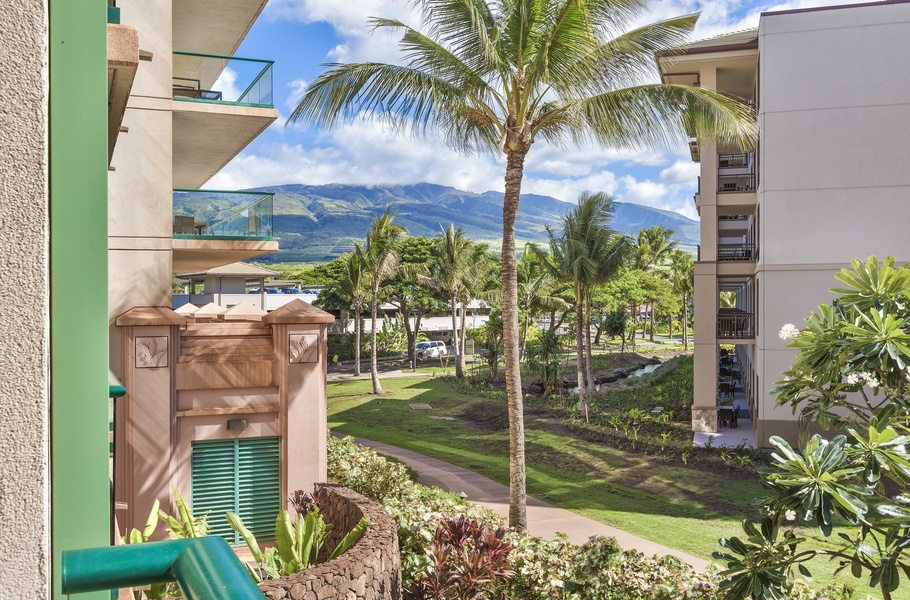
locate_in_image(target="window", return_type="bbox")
[191,436,281,543]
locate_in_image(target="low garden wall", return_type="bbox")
[258,484,401,600]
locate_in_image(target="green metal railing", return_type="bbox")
[173,52,273,107]
[173,189,274,239]
[62,537,264,599]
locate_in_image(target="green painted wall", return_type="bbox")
[49,0,110,598]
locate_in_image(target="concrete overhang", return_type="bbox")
[717,191,757,211]
[173,0,268,56]
[108,23,139,164]
[172,238,279,273]
[172,101,277,188]
[717,262,756,278]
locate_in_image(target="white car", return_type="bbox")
[415,341,448,359]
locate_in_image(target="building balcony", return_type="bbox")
[717,310,754,340]
[107,21,139,164]
[718,243,756,262]
[718,173,755,193]
[718,153,749,168]
[172,52,277,189]
[173,0,268,57]
[172,189,278,272]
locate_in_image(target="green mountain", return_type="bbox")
[182,182,700,263]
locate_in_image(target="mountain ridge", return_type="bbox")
[183,182,700,262]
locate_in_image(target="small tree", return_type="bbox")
[714,256,910,600]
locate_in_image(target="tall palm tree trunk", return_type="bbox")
[502,151,527,531]
[458,309,467,375]
[575,298,589,422]
[354,307,362,377]
[450,293,462,378]
[584,289,596,397]
[370,284,383,394]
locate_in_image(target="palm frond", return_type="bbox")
[373,18,499,100]
[579,83,757,150]
[412,0,501,72]
[587,0,651,39]
[587,13,699,90]
[289,62,465,132]
[527,0,598,90]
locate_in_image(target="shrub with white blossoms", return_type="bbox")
[715,257,910,600]
[779,323,801,340]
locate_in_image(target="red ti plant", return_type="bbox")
[405,515,514,600]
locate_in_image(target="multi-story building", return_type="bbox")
[1,1,333,596]
[659,0,910,446]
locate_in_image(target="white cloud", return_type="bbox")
[284,78,309,113]
[265,0,415,63]
[231,0,886,220]
[660,160,700,185]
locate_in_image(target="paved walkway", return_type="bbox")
[352,436,709,570]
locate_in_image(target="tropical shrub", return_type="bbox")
[327,435,502,585]
[227,487,368,582]
[404,516,514,600]
[714,256,910,600]
[327,434,419,504]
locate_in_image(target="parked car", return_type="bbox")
[415,340,448,359]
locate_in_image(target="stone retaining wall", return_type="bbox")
[259,484,401,600]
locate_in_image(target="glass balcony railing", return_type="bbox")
[173,189,274,239]
[172,51,273,107]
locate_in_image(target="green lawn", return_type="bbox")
[327,375,893,599]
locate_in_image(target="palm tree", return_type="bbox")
[669,249,694,350]
[425,223,486,378]
[319,249,367,375]
[289,0,756,530]
[635,226,677,340]
[363,208,407,394]
[516,247,566,359]
[544,192,630,419]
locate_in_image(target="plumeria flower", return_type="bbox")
[779,323,800,340]
[846,373,861,385]
[785,509,797,522]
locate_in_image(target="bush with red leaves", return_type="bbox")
[404,515,514,600]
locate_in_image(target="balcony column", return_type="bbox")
[692,261,719,431]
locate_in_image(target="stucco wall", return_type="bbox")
[0,0,49,595]
[753,2,910,444]
[259,485,402,600]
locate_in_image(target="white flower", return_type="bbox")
[785,510,797,522]
[550,580,564,588]
[779,324,800,340]
[846,373,860,385]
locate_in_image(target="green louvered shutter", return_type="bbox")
[191,436,281,544]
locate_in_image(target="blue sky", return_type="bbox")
[209,0,873,220]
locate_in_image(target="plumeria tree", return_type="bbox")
[714,256,910,600]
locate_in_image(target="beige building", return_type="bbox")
[108,0,333,545]
[659,0,910,446]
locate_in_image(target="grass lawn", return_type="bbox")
[328,374,899,599]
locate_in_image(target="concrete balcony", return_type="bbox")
[172,52,277,188]
[107,21,139,164]
[172,189,278,272]
[173,0,268,56]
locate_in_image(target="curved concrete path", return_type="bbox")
[351,436,709,570]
